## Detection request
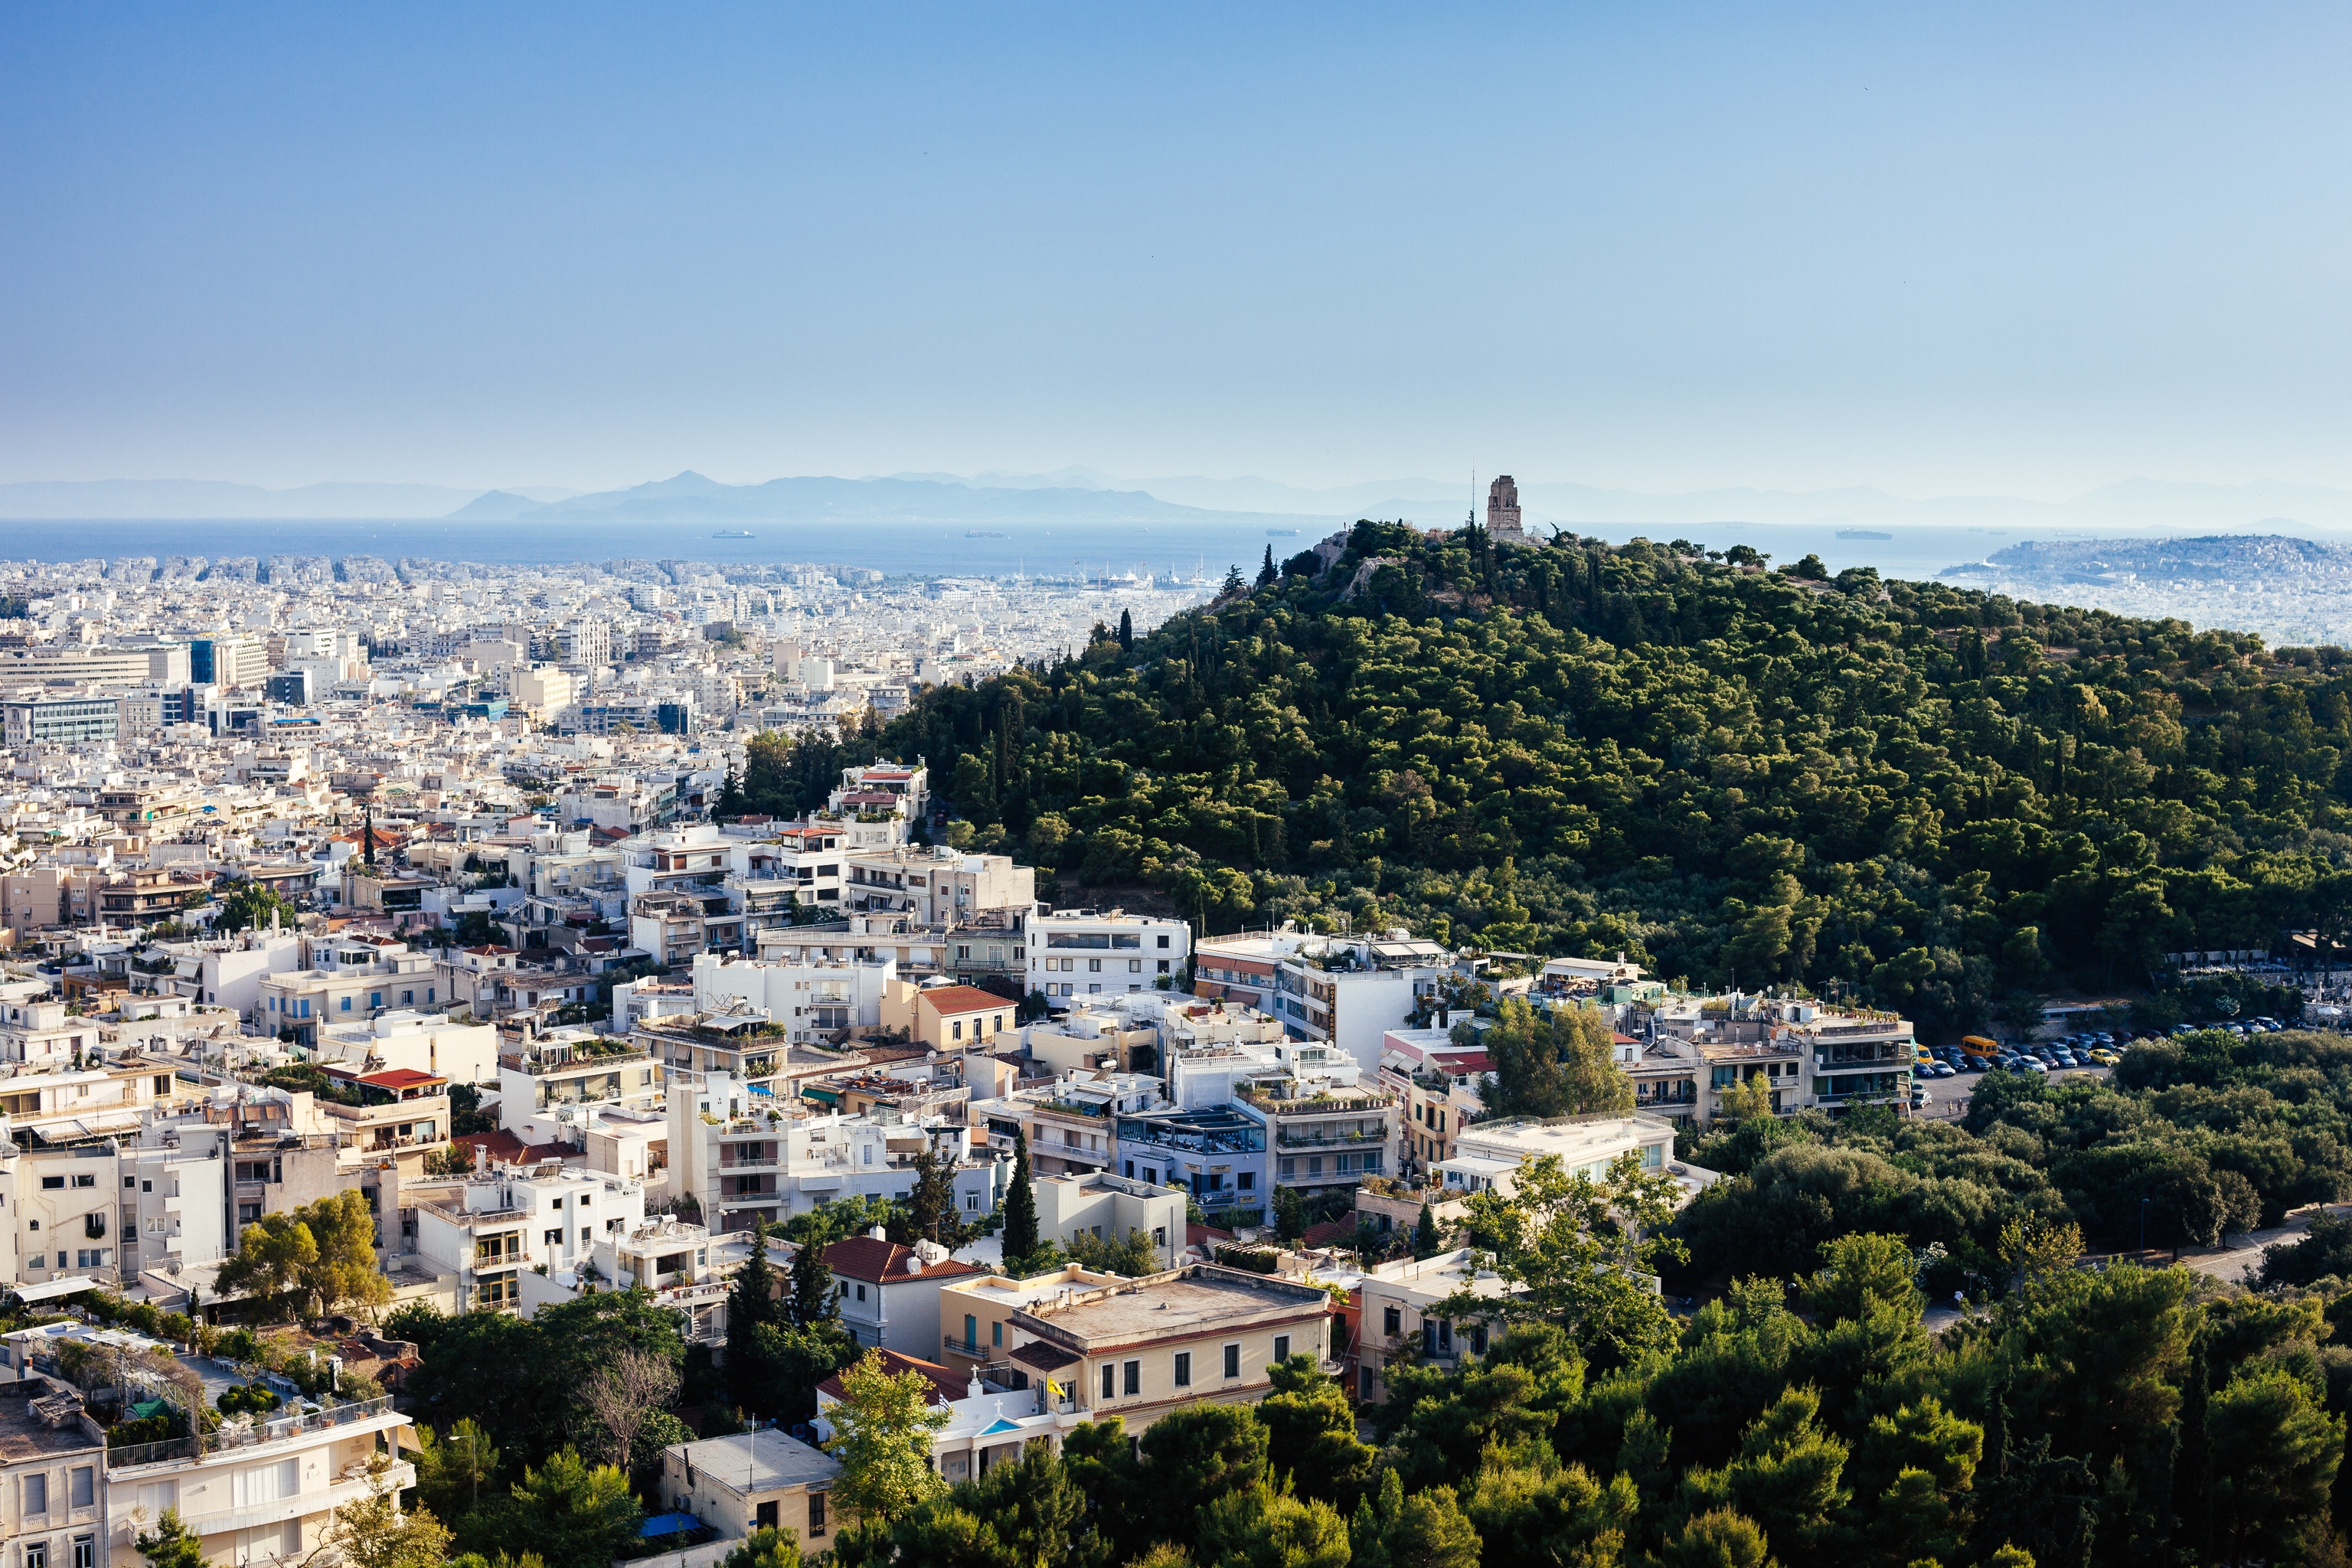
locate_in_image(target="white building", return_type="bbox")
[1025,908,1189,1001]
[409,1163,649,1312]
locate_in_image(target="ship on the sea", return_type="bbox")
[966,530,1008,538]
[711,529,755,539]
[1266,528,1300,537]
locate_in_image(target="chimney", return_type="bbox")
[868,1223,887,1242]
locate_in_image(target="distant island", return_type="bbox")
[1836,528,1892,540]
[1941,533,2352,648]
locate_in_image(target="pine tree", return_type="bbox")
[1413,1200,1440,1259]
[1002,1127,1041,1269]
[1220,563,1245,596]
[1257,544,1277,586]
[789,1235,837,1328]
[1117,609,1132,652]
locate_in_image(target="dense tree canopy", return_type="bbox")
[828,521,2352,1038]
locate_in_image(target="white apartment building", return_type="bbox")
[1026,908,1189,1001]
[518,1213,737,1344]
[256,942,440,1046]
[843,846,1033,926]
[410,1163,649,1312]
[0,1135,230,1292]
[1433,1113,1687,1200]
[686,952,897,1045]
[666,1073,1003,1230]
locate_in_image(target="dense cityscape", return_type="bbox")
[11,3,2352,1565]
[0,501,2337,1568]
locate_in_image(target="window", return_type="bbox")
[1174,1351,1191,1387]
[755,1501,778,1530]
[25,1544,44,1568]
[1469,1325,1488,1355]
[238,1203,263,1224]
[581,1227,591,1244]
[808,1493,827,1537]
[72,1541,92,1568]
[369,992,382,1008]
[1158,935,1171,948]
[1122,1360,1140,1396]
[1273,1334,1290,1364]
[952,1021,962,1040]
[122,1177,134,1190]
[339,997,351,1011]
[1100,1363,1116,1400]
[992,1320,1003,1347]
[1238,1172,1256,1191]
[544,1230,562,1246]
[26,1473,47,1513]
[39,1176,61,1191]
[964,1314,978,1351]
[1383,1305,1401,1335]
[1129,960,1142,973]
[68,1470,91,1509]
[1088,959,1102,973]
[854,1284,867,1302]
[1223,1344,1240,1379]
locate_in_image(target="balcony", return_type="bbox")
[171,1461,420,1537]
[107,1396,402,1471]
[1272,1126,1387,1150]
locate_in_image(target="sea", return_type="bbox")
[0,514,2334,585]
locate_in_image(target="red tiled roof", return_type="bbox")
[451,1129,527,1162]
[1186,1223,1236,1247]
[358,1069,446,1089]
[919,985,1012,1017]
[1302,1217,1354,1250]
[817,1348,964,1404]
[822,1236,985,1285]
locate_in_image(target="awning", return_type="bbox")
[394,1427,423,1455]
[640,1514,703,1539]
[7,1276,103,1304]
[1008,1340,1078,1374]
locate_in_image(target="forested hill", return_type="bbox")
[750,521,2352,1037]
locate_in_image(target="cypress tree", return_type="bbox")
[725,1224,777,1413]
[789,1233,837,1327]
[1003,1127,1041,1269]
[1256,544,1277,586]
[1413,1200,1439,1259]
[730,1223,774,1334]
[1117,609,1132,652]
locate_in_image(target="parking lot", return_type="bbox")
[1907,1017,2300,1118]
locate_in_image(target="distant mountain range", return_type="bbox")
[5,469,2352,534]
[0,479,577,519]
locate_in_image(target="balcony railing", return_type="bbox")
[1272,1128,1386,1149]
[108,1396,398,1470]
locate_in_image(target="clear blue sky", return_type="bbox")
[3,3,2347,498]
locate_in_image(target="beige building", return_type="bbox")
[660,1429,840,1552]
[879,982,1016,1052]
[990,1265,1334,1436]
